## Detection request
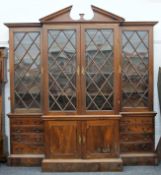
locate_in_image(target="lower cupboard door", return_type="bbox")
[45,120,82,158]
[83,120,120,158]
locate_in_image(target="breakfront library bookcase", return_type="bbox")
[6,5,158,171]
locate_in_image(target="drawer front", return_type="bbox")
[11,118,43,125]
[120,124,153,133]
[12,142,44,154]
[120,116,154,153]
[121,117,153,125]
[11,134,44,144]
[11,126,43,133]
[120,142,153,152]
[10,117,44,154]
[120,133,153,142]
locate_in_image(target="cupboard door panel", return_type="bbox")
[83,120,119,158]
[45,121,81,158]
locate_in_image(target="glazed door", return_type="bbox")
[121,28,151,110]
[44,24,120,114]
[43,25,81,114]
[80,24,120,114]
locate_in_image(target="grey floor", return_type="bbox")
[0,163,161,175]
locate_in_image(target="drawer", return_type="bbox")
[120,124,153,133]
[11,134,44,144]
[120,142,154,153]
[11,118,43,125]
[11,126,44,134]
[11,142,44,154]
[120,133,153,142]
[121,117,153,125]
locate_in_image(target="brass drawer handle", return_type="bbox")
[77,65,80,76]
[81,67,85,75]
[78,135,85,144]
[78,135,81,144]
[15,129,21,133]
[83,136,85,144]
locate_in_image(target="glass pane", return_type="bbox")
[122,30,149,107]
[85,29,114,110]
[14,32,41,110]
[48,29,76,111]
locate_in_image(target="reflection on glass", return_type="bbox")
[48,29,76,111]
[85,29,114,110]
[14,32,41,110]
[122,31,149,107]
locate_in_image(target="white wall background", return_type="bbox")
[0,0,161,153]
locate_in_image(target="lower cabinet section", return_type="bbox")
[43,116,120,159]
[42,115,122,171]
[8,114,44,166]
[120,112,156,153]
[120,112,158,165]
[7,112,158,170]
